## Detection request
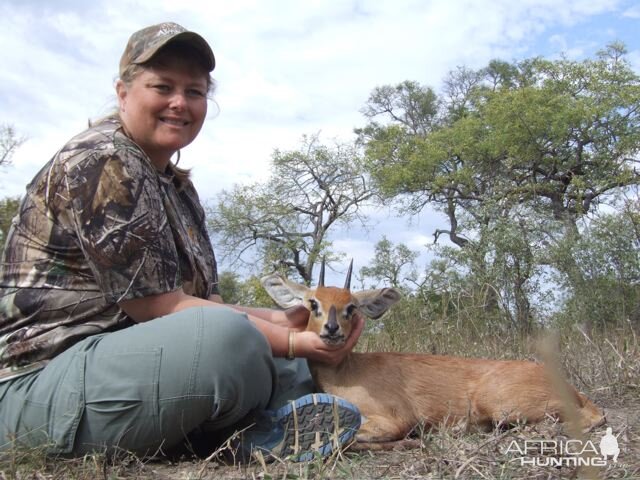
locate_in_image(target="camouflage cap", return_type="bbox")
[119,22,215,75]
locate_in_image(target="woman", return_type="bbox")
[0,22,363,461]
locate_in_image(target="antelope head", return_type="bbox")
[261,260,402,346]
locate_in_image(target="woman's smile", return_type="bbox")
[160,117,190,127]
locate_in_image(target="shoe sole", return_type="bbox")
[274,393,361,462]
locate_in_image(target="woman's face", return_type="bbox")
[117,55,208,169]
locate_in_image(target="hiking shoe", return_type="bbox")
[239,393,361,462]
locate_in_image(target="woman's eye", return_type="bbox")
[187,89,206,98]
[153,84,171,93]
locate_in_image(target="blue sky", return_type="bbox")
[1,0,638,281]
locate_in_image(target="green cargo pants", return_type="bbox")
[0,306,314,455]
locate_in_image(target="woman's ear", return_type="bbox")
[115,80,127,111]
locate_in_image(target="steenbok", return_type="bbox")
[262,262,605,448]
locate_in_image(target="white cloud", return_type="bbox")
[623,4,640,17]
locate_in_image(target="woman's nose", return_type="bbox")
[169,93,187,110]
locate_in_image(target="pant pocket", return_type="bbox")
[0,351,87,454]
[48,351,86,453]
[74,347,162,455]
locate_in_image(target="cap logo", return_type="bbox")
[120,22,215,74]
[157,23,186,37]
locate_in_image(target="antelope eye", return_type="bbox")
[308,299,319,312]
[345,304,357,317]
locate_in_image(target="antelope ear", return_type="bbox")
[261,274,310,308]
[352,288,402,319]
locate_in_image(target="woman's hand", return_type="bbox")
[283,305,311,331]
[294,312,365,366]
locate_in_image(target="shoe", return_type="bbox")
[239,393,361,462]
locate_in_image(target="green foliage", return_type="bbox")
[358,236,419,290]
[363,47,640,221]
[551,199,640,328]
[0,196,20,256]
[217,271,277,307]
[359,80,440,136]
[357,42,640,331]
[0,124,25,256]
[217,271,249,305]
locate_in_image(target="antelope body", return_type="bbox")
[261,268,605,446]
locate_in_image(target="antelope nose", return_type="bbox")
[325,322,339,335]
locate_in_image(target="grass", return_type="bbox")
[1,301,639,479]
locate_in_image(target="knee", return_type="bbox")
[199,307,271,361]
[197,306,275,385]
[192,307,276,415]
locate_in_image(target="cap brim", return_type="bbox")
[136,31,216,72]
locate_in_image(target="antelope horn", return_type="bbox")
[318,257,326,287]
[344,259,353,290]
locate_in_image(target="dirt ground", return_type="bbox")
[140,393,639,480]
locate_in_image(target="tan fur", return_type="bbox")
[261,274,605,445]
[311,352,605,443]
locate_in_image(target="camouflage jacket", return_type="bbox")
[0,117,219,382]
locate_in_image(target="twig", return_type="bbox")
[455,455,478,479]
[454,428,515,478]
[606,338,626,368]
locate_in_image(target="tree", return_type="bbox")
[0,196,21,253]
[362,44,640,231]
[1,124,25,168]
[0,124,25,255]
[208,134,374,284]
[551,195,640,327]
[216,271,275,307]
[359,236,420,290]
[358,43,640,330]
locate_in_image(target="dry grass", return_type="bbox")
[1,307,639,479]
